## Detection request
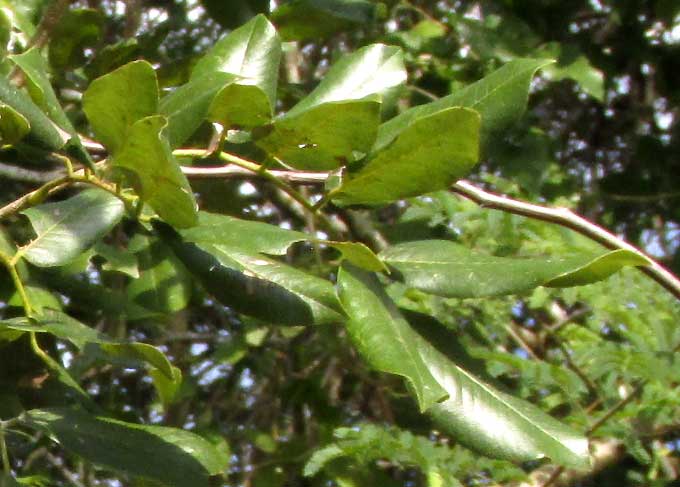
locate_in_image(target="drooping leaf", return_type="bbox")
[337,264,590,468]
[374,58,553,152]
[0,103,30,144]
[126,233,192,319]
[156,221,344,325]
[286,44,405,118]
[192,14,281,107]
[336,263,447,412]
[20,189,125,267]
[255,99,381,170]
[332,107,480,205]
[26,408,228,487]
[0,76,67,150]
[272,0,380,41]
[83,60,159,153]
[180,211,385,271]
[112,115,198,228]
[380,240,651,297]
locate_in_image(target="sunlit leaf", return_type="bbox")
[380,240,651,297]
[20,189,125,267]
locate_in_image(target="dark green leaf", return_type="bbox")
[159,72,236,148]
[336,263,447,411]
[0,474,21,487]
[192,14,281,107]
[95,242,140,278]
[26,408,228,487]
[112,115,198,228]
[337,264,590,468]
[0,103,30,144]
[255,99,381,170]
[375,58,553,152]
[286,44,405,118]
[126,233,192,318]
[83,60,159,153]
[20,189,125,267]
[157,221,344,325]
[380,240,651,297]
[332,107,480,205]
[181,211,384,271]
[272,0,380,41]
[48,8,103,70]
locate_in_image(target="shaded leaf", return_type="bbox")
[112,115,198,228]
[0,103,30,144]
[95,242,140,278]
[0,76,67,150]
[48,8,103,70]
[375,58,553,152]
[83,60,158,153]
[159,72,236,148]
[380,240,651,297]
[157,221,344,325]
[336,263,447,411]
[126,233,192,318]
[333,107,480,205]
[272,0,380,41]
[26,408,228,487]
[208,83,272,129]
[20,189,125,267]
[255,99,381,170]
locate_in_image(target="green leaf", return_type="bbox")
[95,242,140,278]
[48,8,103,70]
[98,342,175,380]
[112,115,198,228]
[9,47,94,169]
[255,99,381,170]
[208,83,272,129]
[287,44,405,118]
[20,189,125,267]
[336,263,447,412]
[0,76,67,150]
[192,14,281,107]
[83,60,159,153]
[159,72,237,148]
[272,0,380,41]
[181,211,385,271]
[337,265,590,468]
[26,408,228,487]
[157,221,344,325]
[151,365,183,408]
[332,107,480,205]
[0,103,30,144]
[0,474,21,487]
[537,43,604,102]
[375,58,553,152]
[126,233,192,318]
[380,240,651,298]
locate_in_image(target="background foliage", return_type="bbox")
[0,1,679,486]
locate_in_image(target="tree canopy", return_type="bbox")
[0,1,679,486]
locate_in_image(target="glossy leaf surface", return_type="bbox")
[112,116,198,228]
[255,99,381,170]
[158,221,344,325]
[381,240,651,297]
[333,107,480,205]
[26,408,228,487]
[20,189,125,267]
[337,264,590,468]
[375,58,553,152]
[83,60,158,153]
[337,263,447,412]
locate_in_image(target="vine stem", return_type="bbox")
[180,161,680,301]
